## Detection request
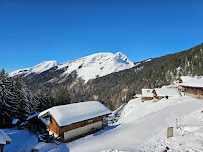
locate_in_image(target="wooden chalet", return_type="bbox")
[38,101,111,142]
[26,112,48,134]
[141,89,153,102]
[179,76,193,83]
[152,88,180,101]
[0,129,12,152]
[180,77,203,97]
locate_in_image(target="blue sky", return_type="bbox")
[1,0,203,72]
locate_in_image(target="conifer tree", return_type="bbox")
[55,87,71,106]
[0,69,19,127]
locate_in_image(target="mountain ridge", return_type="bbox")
[10,52,135,84]
[9,43,203,110]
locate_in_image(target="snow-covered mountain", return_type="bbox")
[9,60,58,77]
[10,52,134,83]
[56,52,134,83]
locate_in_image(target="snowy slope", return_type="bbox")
[31,95,203,152]
[9,52,134,83]
[57,52,134,83]
[9,60,58,77]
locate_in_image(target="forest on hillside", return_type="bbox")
[82,43,203,109]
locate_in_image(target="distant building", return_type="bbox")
[141,89,153,102]
[0,129,12,152]
[26,112,48,134]
[38,101,111,142]
[180,76,203,97]
[179,76,193,83]
[152,88,180,101]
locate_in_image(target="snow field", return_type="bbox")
[3,95,203,152]
[2,128,38,152]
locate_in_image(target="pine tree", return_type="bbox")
[15,76,39,119]
[0,69,20,128]
[36,88,54,111]
[55,87,71,106]
[0,69,39,127]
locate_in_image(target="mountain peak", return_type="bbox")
[57,52,134,83]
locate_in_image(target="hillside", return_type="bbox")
[3,95,203,151]
[83,43,203,109]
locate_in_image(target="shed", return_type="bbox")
[153,88,180,101]
[38,101,111,142]
[180,77,203,96]
[0,129,12,152]
[26,112,48,134]
[141,89,153,102]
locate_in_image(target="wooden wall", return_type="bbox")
[183,86,203,96]
[48,116,104,138]
[141,97,153,102]
[48,118,60,136]
[60,116,103,137]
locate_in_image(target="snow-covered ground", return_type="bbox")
[2,128,38,152]
[3,95,203,152]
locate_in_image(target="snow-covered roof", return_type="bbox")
[162,84,179,89]
[154,88,180,97]
[26,112,48,125]
[0,129,12,145]
[12,119,19,125]
[141,89,153,97]
[38,101,112,127]
[180,76,193,83]
[26,112,41,121]
[180,77,203,88]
